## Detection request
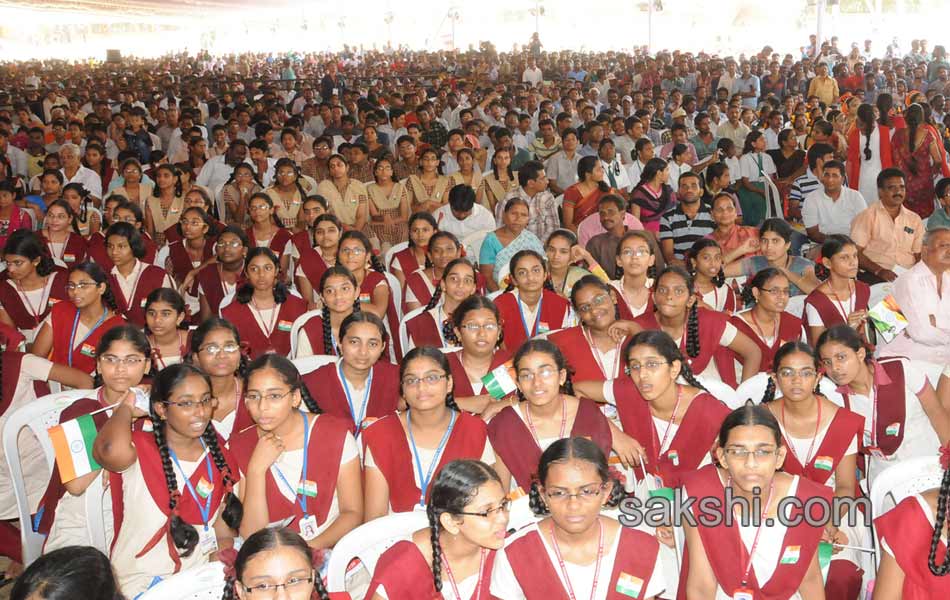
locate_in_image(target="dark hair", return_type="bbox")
[856,103,876,161]
[112,201,145,225]
[614,230,657,280]
[407,212,439,249]
[451,295,504,348]
[687,239,725,287]
[425,258,478,344]
[2,229,55,276]
[631,137,653,162]
[151,164,184,197]
[70,261,117,310]
[929,454,950,576]
[248,192,283,228]
[759,218,793,243]
[821,159,845,176]
[760,341,819,403]
[318,265,362,355]
[426,460,503,592]
[815,323,872,364]
[904,103,924,175]
[742,130,764,154]
[505,249,555,294]
[222,527,330,600]
[806,142,834,170]
[338,311,389,356]
[176,206,217,239]
[400,346,458,410]
[876,167,905,190]
[62,183,92,223]
[517,160,544,189]
[45,199,82,235]
[622,330,706,390]
[104,221,146,260]
[577,155,609,192]
[740,267,787,306]
[189,317,248,379]
[448,184,476,213]
[236,247,289,304]
[717,403,783,448]
[10,546,122,600]
[92,325,151,388]
[655,266,701,358]
[876,93,894,127]
[814,234,856,281]
[149,363,242,557]
[545,229,578,250]
[273,157,309,202]
[245,354,320,414]
[143,287,187,335]
[338,230,385,273]
[513,339,575,399]
[528,437,624,516]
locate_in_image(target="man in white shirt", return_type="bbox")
[433,183,496,241]
[802,160,867,243]
[522,58,544,88]
[762,111,784,151]
[58,143,102,200]
[544,128,581,195]
[196,140,249,190]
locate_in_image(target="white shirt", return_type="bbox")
[602,158,632,191]
[522,67,544,87]
[801,186,868,235]
[432,203,496,240]
[739,152,777,182]
[61,165,103,199]
[878,261,950,365]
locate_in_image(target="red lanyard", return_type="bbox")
[441,548,487,600]
[581,327,622,379]
[16,278,52,324]
[47,233,67,260]
[829,280,854,322]
[731,479,775,587]
[748,308,779,345]
[150,331,187,370]
[524,394,567,447]
[250,298,279,338]
[549,520,604,600]
[780,398,822,467]
[653,386,684,456]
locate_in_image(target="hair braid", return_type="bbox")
[815,261,830,281]
[152,419,198,556]
[542,278,556,293]
[427,506,444,592]
[201,426,243,530]
[321,305,334,355]
[298,383,323,414]
[424,283,444,311]
[369,253,386,274]
[685,302,700,358]
[928,467,950,576]
[678,361,707,392]
[740,282,757,306]
[713,267,726,288]
[761,377,777,403]
[562,371,575,397]
[442,319,459,346]
[445,390,460,412]
[647,264,657,279]
[528,479,549,516]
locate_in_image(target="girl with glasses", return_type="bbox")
[221,247,308,360]
[405,258,479,351]
[188,317,250,440]
[495,250,573,353]
[490,437,665,599]
[367,460,508,599]
[245,192,292,279]
[295,213,340,309]
[104,222,175,327]
[761,341,867,598]
[362,346,492,520]
[38,326,149,554]
[0,230,69,343]
[32,261,127,375]
[40,199,86,268]
[110,158,153,208]
[682,404,830,600]
[301,313,401,436]
[94,362,243,597]
[803,235,870,346]
[169,188,226,245]
[194,226,248,323]
[609,230,658,321]
[232,355,362,552]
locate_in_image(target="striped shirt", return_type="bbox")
[789,169,821,208]
[659,202,716,260]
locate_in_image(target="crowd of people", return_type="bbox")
[0,35,949,600]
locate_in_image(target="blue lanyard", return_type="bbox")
[271,411,312,515]
[168,440,214,528]
[339,363,373,435]
[406,410,457,506]
[67,309,108,367]
[517,293,543,338]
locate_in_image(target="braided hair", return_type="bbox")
[687,238,725,287]
[189,317,249,379]
[236,247,289,304]
[929,457,950,576]
[62,183,92,225]
[245,354,321,414]
[222,527,330,600]
[740,267,786,307]
[528,437,624,516]
[655,266,701,359]
[904,103,924,176]
[45,199,82,235]
[426,460,502,592]
[814,234,857,281]
[760,341,819,403]
[857,103,876,161]
[149,363,243,557]
[513,339,576,402]
[273,157,309,204]
[622,330,707,391]
[71,261,118,311]
[319,266,361,355]
[338,230,385,274]
[400,346,459,411]
[248,192,285,229]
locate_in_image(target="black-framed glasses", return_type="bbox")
[454,498,511,518]
[240,573,315,597]
[576,293,610,314]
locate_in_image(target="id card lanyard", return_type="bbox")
[407,409,457,506]
[169,439,214,535]
[339,362,373,436]
[271,411,312,516]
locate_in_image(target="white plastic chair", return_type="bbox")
[384,241,409,273]
[156,243,171,270]
[2,388,103,566]
[326,511,428,592]
[399,305,429,355]
[212,182,226,222]
[291,354,338,376]
[695,376,743,410]
[137,561,225,600]
[461,229,490,266]
[494,262,511,288]
[869,456,942,569]
[785,295,806,319]
[734,372,772,405]
[289,309,324,359]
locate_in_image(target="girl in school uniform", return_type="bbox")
[490,437,666,599]
[189,317,249,441]
[736,130,778,226]
[0,230,68,343]
[405,258,478,351]
[362,346,494,520]
[404,230,469,313]
[688,239,738,313]
[761,341,866,599]
[163,206,215,286]
[86,201,158,270]
[389,212,438,290]
[295,213,340,308]
[495,250,574,353]
[609,230,657,321]
[62,183,99,238]
[367,460,509,600]
[295,266,360,358]
[816,324,949,487]
[302,313,401,436]
[803,235,871,346]
[144,288,190,372]
[873,446,950,599]
[576,330,730,492]
[40,200,87,268]
[245,192,293,278]
[545,230,608,300]
[488,339,614,495]
[93,363,243,597]
[194,225,247,322]
[104,222,175,327]
[445,296,514,417]
[31,262,127,375]
[39,326,151,554]
[221,247,308,359]
[222,527,342,600]
[144,164,184,246]
[289,195,328,262]
[336,230,401,360]
[232,355,362,551]
[682,404,830,600]
[632,266,762,383]
[162,187,225,246]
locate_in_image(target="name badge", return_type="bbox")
[299,514,318,540]
[734,588,754,600]
[903,226,915,234]
[198,525,218,555]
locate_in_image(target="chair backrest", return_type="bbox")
[695,376,743,410]
[734,372,771,406]
[399,305,428,356]
[785,295,806,318]
[384,241,409,273]
[383,271,403,322]
[290,309,324,359]
[326,511,428,592]
[2,388,99,566]
[138,561,226,600]
[291,354,338,376]
[156,243,171,270]
[461,230,490,266]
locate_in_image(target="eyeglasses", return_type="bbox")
[99,355,147,366]
[722,448,778,460]
[576,293,610,314]
[339,247,366,256]
[199,342,241,356]
[454,498,511,518]
[245,389,294,404]
[620,248,650,258]
[516,365,558,383]
[240,573,315,597]
[627,360,669,373]
[249,204,271,211]
[65,281,99,291]
[215,239,243,249]
[761,286,791,297]
[544,482,608,502]
[163,396,214,411]
[777,367,817,379]
[459,322,499,333]
[402,373,448,387]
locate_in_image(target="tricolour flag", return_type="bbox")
[779,544,801,564]
[48,414,101,483]
[818,541,833,582]
[814,456,834,471]
[482,361,517,400]
[615,572,644,597]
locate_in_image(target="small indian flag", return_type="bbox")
[482,361,517,400]
[814,456,834,471]
[818,541,833,582]
[615,572,644,597]
[885,422,901,436]
[63,253,76,262]
[48,414,101,483]
[779,545,801,564]
[359,293,371,303]
[80,343,96,357]
[196,477,214,499]
[297,479,318,497]
[668,450,680,466]
[277,320,293,332]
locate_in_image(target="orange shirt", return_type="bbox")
[850,202,923,270]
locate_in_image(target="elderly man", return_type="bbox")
[58,142,102,201]
[879,226,950,365]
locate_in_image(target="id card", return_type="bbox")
[734,588,754,600]
[198,525,218,555]
[299,514,318,541]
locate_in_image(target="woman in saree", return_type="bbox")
[561,155,616,231]
[478,197,544,292]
